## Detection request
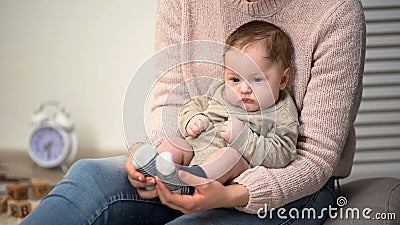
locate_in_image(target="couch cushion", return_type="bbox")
[325,177,400,225]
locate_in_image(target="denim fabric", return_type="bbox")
[21,155,335,225]
[21,156,182,225]
[167,178,336,225]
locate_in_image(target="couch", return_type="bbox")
[325,177,400,224]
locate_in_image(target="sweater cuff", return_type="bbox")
[233,167,271,214]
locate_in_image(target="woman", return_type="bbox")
[22,0,365,224]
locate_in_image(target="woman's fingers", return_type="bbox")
[126,144,159,199]
[156,171,222,214]
[136,179,158,199]
[155,177,197,214]
[126,153,145,184]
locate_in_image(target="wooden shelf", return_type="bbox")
[0,150,64,186]
[0,149,127,187]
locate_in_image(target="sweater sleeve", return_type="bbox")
[230,122,298,168]
[146,0,188,146]
[178,96,210,137]
[233,0,365,214]
[178,78,225,136]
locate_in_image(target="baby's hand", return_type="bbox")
[220,117,244,143]
[186,114,213,138]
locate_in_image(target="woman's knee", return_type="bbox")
[67,158,101,178]
[69,158,96,171]
[66,156,128,184]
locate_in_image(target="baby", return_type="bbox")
[133,20,299,194]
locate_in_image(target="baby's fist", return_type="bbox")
[220,117,244,143]
[186,114,213,138]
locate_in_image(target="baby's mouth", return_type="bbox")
[241,98,254,103]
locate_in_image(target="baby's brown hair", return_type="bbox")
[225,20,292,69]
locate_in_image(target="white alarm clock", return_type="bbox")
[29,101,78,172]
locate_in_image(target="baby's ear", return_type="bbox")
[279,68,290,90]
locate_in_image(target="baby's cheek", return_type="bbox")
[225,87,240,104]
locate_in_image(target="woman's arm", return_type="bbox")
[146,0,187,146]
[125,0,186,199]
[232,0,366,214]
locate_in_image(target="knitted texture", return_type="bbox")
[147,0,365,214]
[178,78,298,168]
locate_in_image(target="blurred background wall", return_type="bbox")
[0,1,157,156]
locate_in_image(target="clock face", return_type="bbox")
[29,126,69,167]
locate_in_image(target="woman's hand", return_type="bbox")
[156,170,249,214]
[125,143,158,199]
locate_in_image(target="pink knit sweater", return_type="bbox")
[147,0,365,214]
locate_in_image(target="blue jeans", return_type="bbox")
[21,156,336,225]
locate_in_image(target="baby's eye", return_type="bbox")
[231,77,240,83]
[253,77,263,83]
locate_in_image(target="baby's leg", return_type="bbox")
[157,136,193,166]
[154,137,198,194]
[132,137,195,194]
[182,147,249,184]
[205,147,249,184]
[156,152,197,194]
[132,137,193,191]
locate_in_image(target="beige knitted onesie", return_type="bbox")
[178,78,298,168]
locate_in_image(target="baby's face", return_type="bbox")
[224,42,289,112]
